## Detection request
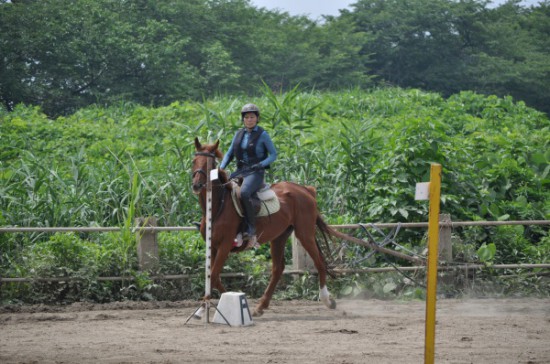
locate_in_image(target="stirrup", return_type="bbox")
[232,233,244,248]
[242,229,255,240]
[245,235,259,250]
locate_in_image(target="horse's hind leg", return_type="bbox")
[253,227,293,317]
[294,231,336,310]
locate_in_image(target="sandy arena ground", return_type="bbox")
[1,297,549,364]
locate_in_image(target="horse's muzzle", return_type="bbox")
[192,183,205,194]
[192,169,207,194]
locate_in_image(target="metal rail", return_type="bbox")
[1,220,548,233]
[0,226,197,233]
[2,264,549,283]
[332,220,550,229]
[1,220,548,283]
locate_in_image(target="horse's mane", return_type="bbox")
[217,167,231,189]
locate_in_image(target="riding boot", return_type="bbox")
[241,196,257,242]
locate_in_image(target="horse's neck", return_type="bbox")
[198,173,230,219]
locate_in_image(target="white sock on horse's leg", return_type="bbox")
[319,285,331,307]
[193,306,204,319]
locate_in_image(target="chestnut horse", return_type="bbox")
[192,138,337,316]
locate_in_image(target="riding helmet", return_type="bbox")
[241,103,260,121]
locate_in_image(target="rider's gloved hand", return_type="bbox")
[251,163,263,171]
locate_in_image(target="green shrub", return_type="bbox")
[1,87,549,303]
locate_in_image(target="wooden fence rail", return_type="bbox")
[2,218,549,233]
[1,216,549,283]
[2,264,550,283]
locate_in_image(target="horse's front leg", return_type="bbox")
[193,242,231,320]
[198,220,228,297]
[209,241,232,296]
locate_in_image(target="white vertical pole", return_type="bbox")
[204,157,213,323]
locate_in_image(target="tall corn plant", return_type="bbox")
[261,82,321,182]
[100,172,141,277]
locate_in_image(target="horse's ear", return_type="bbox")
[194,137,201,151]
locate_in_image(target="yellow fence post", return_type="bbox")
[424,163,442,364]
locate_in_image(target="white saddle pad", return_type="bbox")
[231,182,281,217]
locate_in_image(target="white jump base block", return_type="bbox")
[213,292,253,327]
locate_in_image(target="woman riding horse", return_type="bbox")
[192,139,336,316]
[220,103,277,247]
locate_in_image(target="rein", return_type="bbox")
[194,151,217,158]
[192,151,217,191]
[193,150,228,223]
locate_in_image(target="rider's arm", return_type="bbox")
[258,132,277,168]
[220,135,236,169]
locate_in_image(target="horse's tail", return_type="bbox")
[300,184,423,266]
[315,214,337,278]
[317,216,425,265]
[294,184,336,277]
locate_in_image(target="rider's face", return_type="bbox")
[243,113,258,130]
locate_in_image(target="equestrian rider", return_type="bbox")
[220,103,277,245]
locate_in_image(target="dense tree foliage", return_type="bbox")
[1,0,548,116]
[0,0,370,115]
[1,0,548,303]
[344,0,550,112]
[1,88,548,241]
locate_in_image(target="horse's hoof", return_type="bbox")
[329,299,337,309]
[193,306,205,319]
[252,309,264,317]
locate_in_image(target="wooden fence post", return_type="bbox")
[291,232,315,272]
[439,214,453,262]
[135,217,158,271]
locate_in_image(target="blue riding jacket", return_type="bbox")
[220,125,277,171]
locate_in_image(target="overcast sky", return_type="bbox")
[250,0,543,20]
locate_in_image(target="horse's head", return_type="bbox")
[192,137,223,194]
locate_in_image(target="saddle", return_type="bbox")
[230,181,281,217]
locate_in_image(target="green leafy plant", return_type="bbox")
[1,88,548,303]
[477,243,497,264]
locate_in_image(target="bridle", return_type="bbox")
[192,150,229,222]
[192,151,217,191]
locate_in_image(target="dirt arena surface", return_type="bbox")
[1,297,549,364]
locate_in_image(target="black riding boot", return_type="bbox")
[241,196,257,240]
